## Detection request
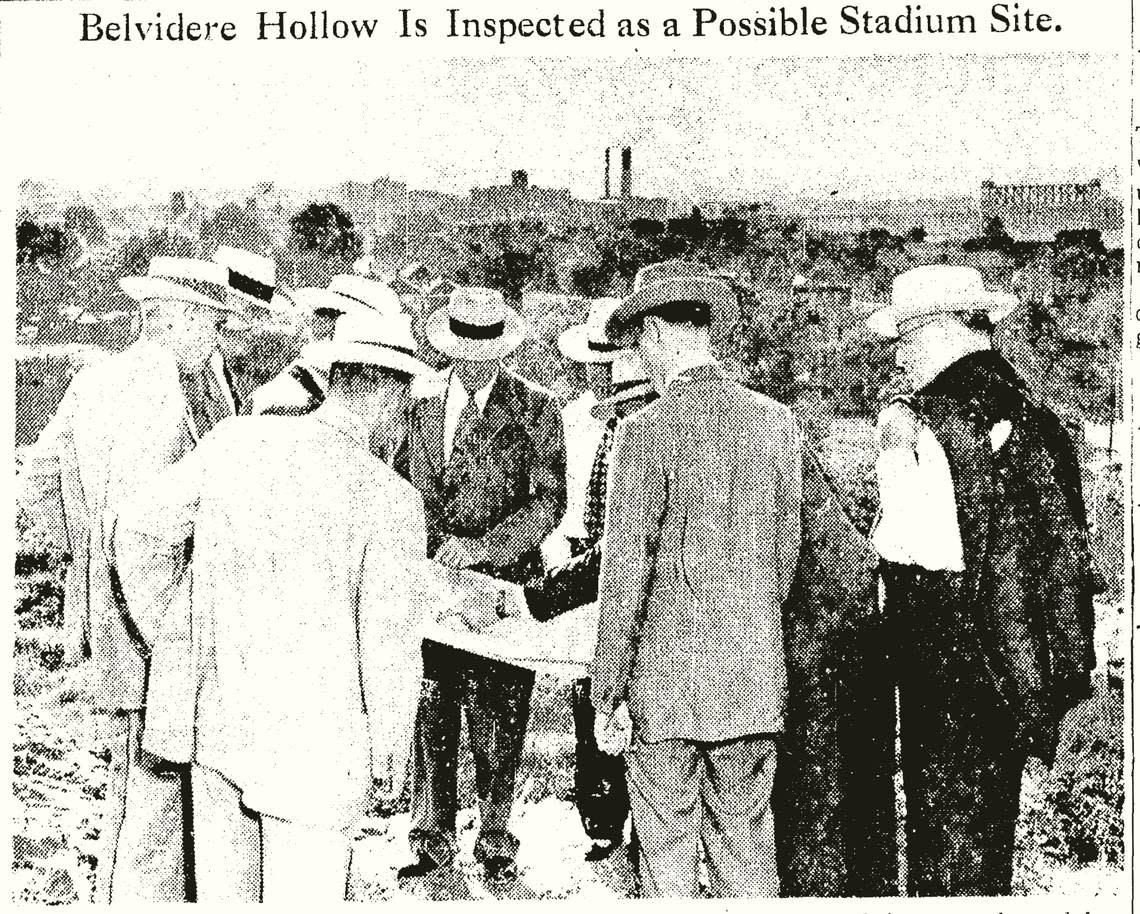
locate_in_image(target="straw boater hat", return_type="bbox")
[558,298,625,364]
[291,274,403,321]
[590,349,653,422]
[306,306,430,379]
[606,260,736,343]
[119,256,244,314]
[425,287,526,361]
[857,265,1018,339]
[212,246,295,316]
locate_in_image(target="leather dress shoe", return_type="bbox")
[397,854,443,880]
[482,855,518,886]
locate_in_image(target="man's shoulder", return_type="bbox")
[409,367,449,402]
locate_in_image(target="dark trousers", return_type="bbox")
[409,640,535,864]
[887,564,1026,897]
[571,678,629,843]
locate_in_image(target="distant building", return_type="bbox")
[467,170,574,226]
[787,196,980,240]
[980,179,1123,247]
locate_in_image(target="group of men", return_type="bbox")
[17,242,1097,901]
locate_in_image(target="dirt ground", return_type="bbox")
[13,572,1125,902]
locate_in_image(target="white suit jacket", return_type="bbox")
[16,341,225,710]
[114,408,469,829]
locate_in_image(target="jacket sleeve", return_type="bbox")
[774,410,804,606]
[359,490,472,791]
[590,418,666,714]
[111,447,203,650]
[524,544,602,622]
[479,395,568,568]
[17,390,74,554]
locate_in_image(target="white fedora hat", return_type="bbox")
[212,246,294,316]
[857,265,1019,339]
[425,286,526,361]
[307,308,431,379]
[292,274,404,320]
[119,256,243,313]
[606,260,735,342]
[558,298,626,364]
[591,351,653,421]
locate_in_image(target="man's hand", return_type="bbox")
[594,702,633,756]
[435,536,490,569]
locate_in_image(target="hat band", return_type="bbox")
[588,338,621,353]
[645,300,711,326]
[228,269,275,304]
[611,379,646,395]
[450,317,504,340]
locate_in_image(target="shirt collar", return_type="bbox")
[664,355,718,391]
[447,367,499,413]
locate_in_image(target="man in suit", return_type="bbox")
[522,304,655,861]
[17,256,244,902]
[863,266,1096,895]
[111,308,505,902]
[590,261,801,897]
[399,286,567,885]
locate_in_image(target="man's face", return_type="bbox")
[169,302,225,369]
[586,362,612,398]
[452,358,498,392]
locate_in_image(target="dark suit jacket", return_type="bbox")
[405,368,567,584]
[894,350,1095,764]
[591,364,802,743]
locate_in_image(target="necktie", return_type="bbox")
[583,417,618,544]
[449,394,481,464]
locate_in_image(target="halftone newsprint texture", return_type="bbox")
[3,1,1131,905]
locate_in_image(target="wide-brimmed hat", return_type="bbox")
[558,298,626,364]
[307,307,431,379]
[590,350,653,421]
[857,265,1018,339]
[212,246,294,316]
[119,256,243,313]
[292,274,404,321]
[606,260,735,343]
[425,287,526,361]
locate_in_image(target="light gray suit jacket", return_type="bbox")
[591,364,802,743]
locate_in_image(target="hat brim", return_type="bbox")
[306,340,431,379]
[606,277,735,341]
[119,276,243,314]
[557,324,625,364]
[231,289,296,318]
[590,381,655,422]
[425,307,526,361]
[860,293,1019,339]
[292,288,371,319]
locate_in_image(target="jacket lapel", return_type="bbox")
[416,395,446,475]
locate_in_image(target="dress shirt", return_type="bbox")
[443,368,498,463]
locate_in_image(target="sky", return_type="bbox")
[8,52,1125,203]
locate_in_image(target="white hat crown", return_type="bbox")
[862,265,1018,338]
[333,308,417,354]
[447,286,508,327]
[148,256,228,288]
[328,275,403,316]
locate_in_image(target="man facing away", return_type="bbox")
[399,286,567,886]
[250,274,401,417]
[863,265,1096,896]
[591,261,802,897]
[112,308,506,902]
[16,256,244,902]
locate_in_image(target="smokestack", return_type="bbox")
[621,146,632,199]
[604,148,611,199]
[512,169,528,189]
